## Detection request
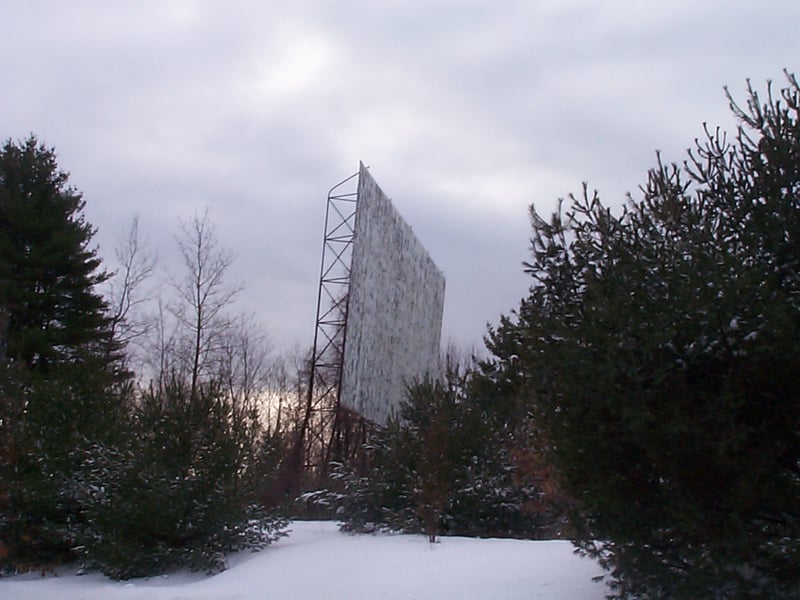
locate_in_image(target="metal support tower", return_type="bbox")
[300,170,360,477]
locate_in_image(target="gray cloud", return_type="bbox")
[3,0,799,352]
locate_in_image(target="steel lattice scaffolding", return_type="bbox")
[298,170,362,479]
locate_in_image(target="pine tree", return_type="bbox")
[514,74,800,597]
[0,135,124,570]
[0,136,115,371]
[71,377,286,579]
[325,366,552,540]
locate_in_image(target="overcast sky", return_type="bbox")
[3,1,799,353]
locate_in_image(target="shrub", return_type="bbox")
[71,378,287,579]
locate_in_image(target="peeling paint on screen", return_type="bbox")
[340,164,446,425]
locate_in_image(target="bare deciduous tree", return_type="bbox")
[169,209,241,400]
[105,216,157,370]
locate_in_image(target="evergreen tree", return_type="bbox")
[71,377,286,579]
[514,74,800,597]
[321,368,553,540]
[0,135,124,570]
[0,136,114,372]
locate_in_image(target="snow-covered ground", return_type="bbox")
[0,521,609,599]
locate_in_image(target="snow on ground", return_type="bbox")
[0,521,609,599]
